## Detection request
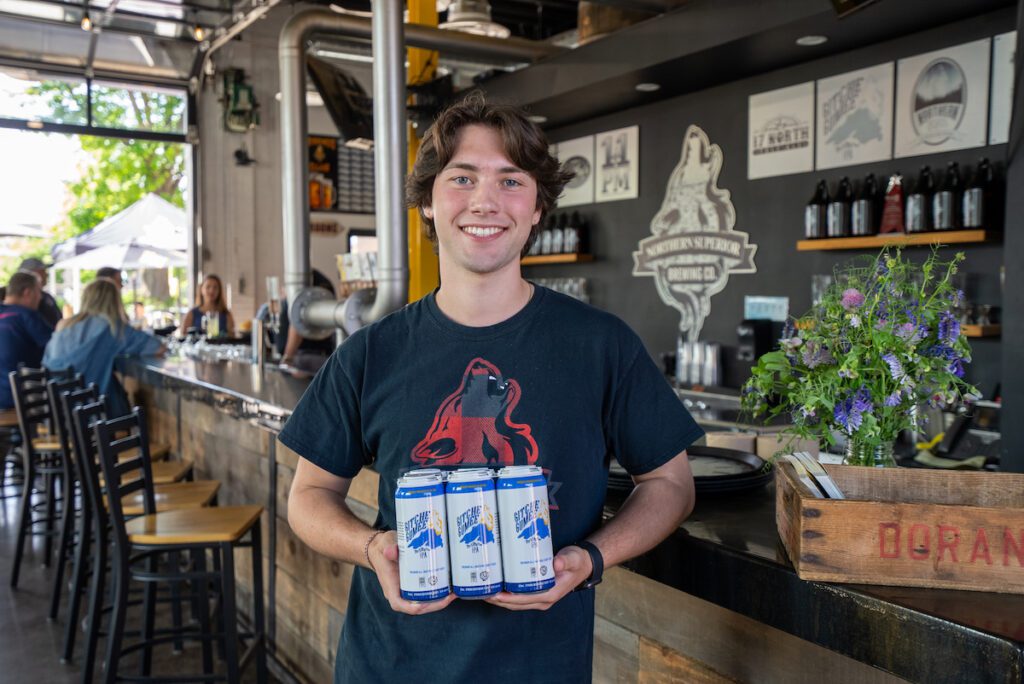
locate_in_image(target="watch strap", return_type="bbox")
[574,539,604,590]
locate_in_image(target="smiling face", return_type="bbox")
[423,124,541,278]
[201,277,221,308]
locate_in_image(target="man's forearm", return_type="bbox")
[586,477,694,569]
[288,485,378,569]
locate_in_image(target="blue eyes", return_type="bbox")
[448,176,525,188]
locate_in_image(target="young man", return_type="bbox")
[281,95,702,683]
[0,272,52,409]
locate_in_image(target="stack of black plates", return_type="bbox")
[608,446,772,496]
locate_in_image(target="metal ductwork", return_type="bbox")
[279,4,563,340]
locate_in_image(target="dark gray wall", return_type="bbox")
[1001,5,1024,472]
[533,7,1013,399]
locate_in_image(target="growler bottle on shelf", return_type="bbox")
[550,212,565,254]
[933,161,961,231]
[905,166,934,233]
[879,172,905,234]
[804,180,829,239]
[963,158,992,229]
[851,173,879,236]
[826,176,852,238]
[563,211,579,254]
[572,211,589,255]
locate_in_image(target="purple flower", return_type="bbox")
[949,358,965,378]
[841,288,865,310]
[884,391,902,407]
[801,340,834,369]
[834,387,874,435]
[895,322,917,340]
[881,353,905,382]
[938,311,960,345]
[849,314,862,328]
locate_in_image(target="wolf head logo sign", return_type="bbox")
[632,125,756,341]
[412,358,538,467]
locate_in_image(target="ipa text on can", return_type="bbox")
[396,472,451,601]
[496,465,555,593]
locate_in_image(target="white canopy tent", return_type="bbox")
[51,193,188,311]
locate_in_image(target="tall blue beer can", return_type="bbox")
[445,468,503,598]
[496,465,555,593]
[395,471,450,601]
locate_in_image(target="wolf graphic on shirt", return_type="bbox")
[411,358,538,467]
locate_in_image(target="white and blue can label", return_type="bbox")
[396,472,450,601]
[497,465,555,593]
[445,469,503,598]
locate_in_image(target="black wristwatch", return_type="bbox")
[573,540,604,590]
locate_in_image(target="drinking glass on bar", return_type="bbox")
[266,276,281,333]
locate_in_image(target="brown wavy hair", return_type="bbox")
[198,274,228,313]
[405,92,574,256]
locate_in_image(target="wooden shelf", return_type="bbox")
[521,253,594,266]
[962,324,1000,338]
[796,229,996,252]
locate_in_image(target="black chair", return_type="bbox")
[91,405,266,684]
[8,367,69,587]
[45,373,87,623]
[62,388,221,679]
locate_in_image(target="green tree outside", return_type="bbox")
[1,79,187,313]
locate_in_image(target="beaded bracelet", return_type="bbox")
[364,529,387,571]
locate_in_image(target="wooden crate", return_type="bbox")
[776,462,1024,594]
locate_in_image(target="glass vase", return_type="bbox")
[843,438,897,468]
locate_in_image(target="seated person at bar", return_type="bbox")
[19,257,62,329]
[96,266,124,290]
[256,269,337,372]
[178,274,235,338]
[43,278,164,417]
[0,272,52,409]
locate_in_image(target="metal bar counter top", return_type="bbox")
[119,356,1024,683]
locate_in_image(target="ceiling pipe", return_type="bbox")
[279,6,564,338]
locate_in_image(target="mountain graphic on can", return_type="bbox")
[517,514,551,541]
[460,514,496,546]
[409,512,445,550]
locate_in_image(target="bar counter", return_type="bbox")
[120,356,1023,683]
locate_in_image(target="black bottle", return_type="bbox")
[804,180,829,239]
[933,162,961,231]
[963,158,992,228]
[571,211,589,254]
[851,173,879,236]
[827,176,853,238]
[905,166,934,233]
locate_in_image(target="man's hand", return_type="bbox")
[368,531,457,615]
[483,545,593,611]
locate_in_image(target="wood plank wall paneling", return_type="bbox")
[134,380,909,684]
[598,568,906,684]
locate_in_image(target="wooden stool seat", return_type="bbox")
[100,459,193,487]
[118,480,221,516]
[125,505,263,545]
[32,436,63,452]
[0,410,16,428]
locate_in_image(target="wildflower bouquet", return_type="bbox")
[741,248,977,466]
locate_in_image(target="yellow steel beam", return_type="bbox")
[406,0,440,302]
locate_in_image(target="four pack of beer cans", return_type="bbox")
[394,465,555,601]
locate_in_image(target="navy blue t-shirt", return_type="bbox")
[0,303,52,409]
[278,286,703,683]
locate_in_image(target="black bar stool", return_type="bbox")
[62,388,222,680]
[8,367,68,588]
[91,405,266,684]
